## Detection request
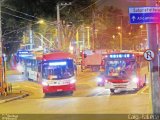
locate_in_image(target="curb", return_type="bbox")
[0,93,29,104]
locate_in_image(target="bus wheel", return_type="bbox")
[110,89,115,93]
[44,93,50,97]
[28,78,32,81]
[66,91,73,95]
[68,91,73,95]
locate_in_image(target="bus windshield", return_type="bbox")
[105,59,136,78]
[42,59,74,80]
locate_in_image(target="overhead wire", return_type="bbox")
[2,0,103,37]
[3,6,55,25]
[1,11,33,22]
[3,6,36,19]
[79,0,102,13]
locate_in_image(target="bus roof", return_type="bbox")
[43,52,74,61]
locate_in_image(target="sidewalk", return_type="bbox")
[0,91,29,104]
[6,69,22,75]
[0,68,29,103]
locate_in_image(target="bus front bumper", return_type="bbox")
[43,84,76,93]
[105,82,137,91]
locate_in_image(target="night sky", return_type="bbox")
[97,0,146,15]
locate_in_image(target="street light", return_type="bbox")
[37,19,44,24]
[117,26,121,30]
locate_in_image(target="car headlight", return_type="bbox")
[97,77,103,82]
[70,78,76,84]
[42,81,48,86]
[132,77,138,83]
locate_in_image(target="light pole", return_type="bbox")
[0,0,2,57]
[0,0,2,94]
[147,0,160,114]
[76,29,79,49]
[0,0,7,95]
[57,3,61,50]
[139,25,144,50]
[112,35,115,50]
[117,26,122,50]
[128,32,132,50]
[28,20,45,50]
[86,27,90,49]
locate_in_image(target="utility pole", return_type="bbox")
[0,0,3,94]
[56,2,71,50]
[0,0,7,95]
[29,24,33,50]
[0,0,2,57]
[92,9,96,50]
[57,3,61,50]
[40,34,44,48]
[120,16,123,50]
[82,24,85,49]
[0,0,4,95]
[147,0,160,113]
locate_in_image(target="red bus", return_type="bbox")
[40,52,76,95]
[97,52,148,93]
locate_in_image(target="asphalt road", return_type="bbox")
[0,68,151,116]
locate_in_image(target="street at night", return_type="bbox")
[0,67,150,114]
[0,0,160,120]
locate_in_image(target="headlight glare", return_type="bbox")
[42,81,48,86]
[132,77,138,83]
[97,77,102,82]
[70,78,76,84]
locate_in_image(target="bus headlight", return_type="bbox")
[70,78,76,84]
[42,81,48,86]
[16,64,23,72]
[132,77,138,83]
[97,77,103,83]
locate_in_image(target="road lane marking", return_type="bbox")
[141,86,149,94]
[136,86,149,95]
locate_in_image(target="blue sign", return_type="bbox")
[129,7,160,24]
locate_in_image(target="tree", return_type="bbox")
[94,5,142,50]
[94,5,123,49]
[2,0,94,54]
